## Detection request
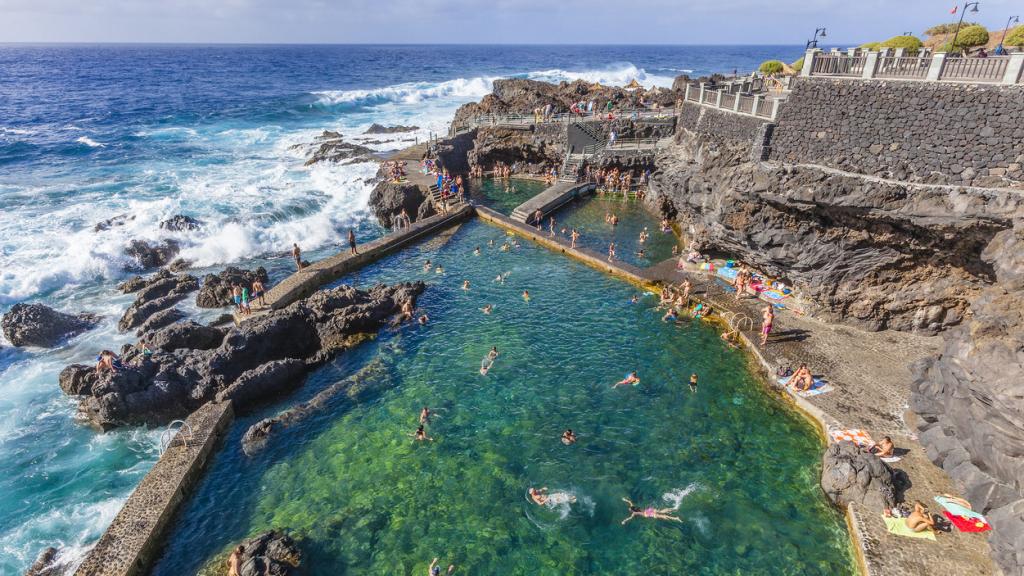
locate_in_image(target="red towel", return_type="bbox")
[943,511,991,533]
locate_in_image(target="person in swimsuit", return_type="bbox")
[630,294,638,304]
[607,243,616,262]
[423,259,432,272]
[480,347,499,375]
[400,299,415,323]
[348,229,358,255]
[420,407,431,425]
[561,429,577,445]
[462,280,470,291]
[428,558,456,576]
[228,545,243,576]
[435,265,444,274]
[292,243,302,270]
[720,329,739,348]
[785,363,814,392]
[529,487,549,506]
[232,284,242,312]
[905,500,935,533]
[760,305,774,346]
[871,436,895,458]
[614,371,640,388]
[240,286,251,315]
[418,313,429,325]
[411,425,433,442]
[473,246,481,256]
[570,228,580,249]
[620,498,683,524]
[96,350,119,375]
[689,373,698,393]
[522,290,530,302]
[251,280,266,307]
[662,307,677,322]
[481,304,493,315]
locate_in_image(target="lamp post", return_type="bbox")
[949,2,980,56]
[995,15,1019,54]
[805,27,827,49]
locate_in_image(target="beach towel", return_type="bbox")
[934,497,991,533]
[777,376,834,397]
[716,267,739,281]
[880,456,903,463]
[761,289,787,301]
[883,516,936,540]
[828,428,874,448]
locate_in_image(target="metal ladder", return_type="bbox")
[159,419,194,456]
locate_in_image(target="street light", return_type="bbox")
[995,15,1019,55]
[805,27,827,49]
[949,2,980,56]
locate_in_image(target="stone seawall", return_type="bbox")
[676,101,769,145]
[770,78,1024,189]
[74,401,234,576]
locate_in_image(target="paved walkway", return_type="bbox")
[478,209,996,576]
[509,182,596,223]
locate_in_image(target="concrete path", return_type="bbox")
[509,182,596,223]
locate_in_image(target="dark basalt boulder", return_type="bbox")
[62,282,424,429]
[135,307,185,336]
[24,546,63,576]
[368,179,429,229]
[1,303,100,348]
[117,271,198,332]
[820,441,896,511]
[294,131,376,166]
[159,214,203,231]
[226,531,302,576]
[93,213,135,232]
[196,267,269,308]
[124,239,181,270]
[364,123,419,134]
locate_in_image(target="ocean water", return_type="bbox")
[153,221,853,575]
[0,44,807,573]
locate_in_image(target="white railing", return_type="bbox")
[681,83,785,121]
[875,55,931,79]
[940,56,1010,82]
[803,48,1024,85]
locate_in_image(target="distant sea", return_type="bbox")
[0,44,804,573]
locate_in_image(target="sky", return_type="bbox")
[0,0,1021,44]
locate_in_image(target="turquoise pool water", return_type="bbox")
[553,196,679,268]
[467,177,549,215]
[152,220,853,576]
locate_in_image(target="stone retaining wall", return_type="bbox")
[74,401,234,576]
[676,101,770,145]
[770,77,1024,188]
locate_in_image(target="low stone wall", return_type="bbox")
[261,205,474,312]
[676,101,769,145]
[770,77,1024,188]
[74,401,234,576]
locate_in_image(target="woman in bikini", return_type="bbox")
[785,363,814,392]
[620,498,682,524]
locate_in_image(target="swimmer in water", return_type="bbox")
[479,346,499,375]
[418,313,429,325]
[494,273,504,283]
[428,558,456,576]
[662,307,677,322]
[500,242,510,252]
[420,406,431,424]
[636,248,645,259]
[620,497,683,524]
[411,425,433,442]
[473,246,481,255]
[689,373,698,393]
[423,259,432,272]
[435,266,444,274]
[630,294,638,304]
[522,290,530,302]
[462,280,470,291]
[614,371,640,388]
[488,239,495,247]
[481,304,493,314]
[529,487,549,506]
[561,429,577,445]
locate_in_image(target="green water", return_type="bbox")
[152,220,853,576]
[468,177,549,215]
[554,196,680,268]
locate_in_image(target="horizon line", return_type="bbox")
[0,41,843,48]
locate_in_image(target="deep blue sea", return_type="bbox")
[0,44,806,573]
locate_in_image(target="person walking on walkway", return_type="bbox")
[348,229,358,256]
[760,305,774,346]
[292,243,302,270]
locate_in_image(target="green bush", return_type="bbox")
[759,60,785,75]
[925,21,981,36]
[791,57,804,72]
[953,25,990,47]
[880,35,923,53]
[1003,25,1024,48]
[860,42,882,50]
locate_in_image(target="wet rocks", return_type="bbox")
[24,546,63,576]
[295,130,377,166]
[1,303,100,348]
[368,179,429,229]
[364,123,418,134]
[124,239,181,270]
[117,270,199,332]
[820,441,896,511]
[233,531,302,576]
[196,267,269,308]
[93,214,135,233]
[61,282,423,429]
[159,214,203,231]
[134,307,185,336]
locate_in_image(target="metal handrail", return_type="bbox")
[159,419,194,456]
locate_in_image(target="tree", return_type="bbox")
[880,35,924,54]
[860,42,882,50]
[759,60,785,75]
[1003,25,1024,48]
[925,21,981,36]
[791,57,804,73]
[952,25,990,48]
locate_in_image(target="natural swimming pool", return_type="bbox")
[152,220,853,576]
[467,177,549,216]
[553,195,679,268]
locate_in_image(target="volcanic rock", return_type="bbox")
[24,546,63,576]
[117,271,198,332]
[229,530,302,576]
[159,215,203,231]
[196,267,269,308]
[134,307,185,336]
[296,130,377,166]
[364,123,419,134]
[93,214,135,232]
[1,303,100,348]
[368,179,430,229]
[820,441,896,511]
[124,239,181,270]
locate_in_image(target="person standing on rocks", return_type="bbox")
[252,279,266,307]
[228,545,243,576]
[760,305,774,346]
[292,243,302,270]
[348,229,358,256]
[232,284,243,312]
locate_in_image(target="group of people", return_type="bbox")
[231,280,266,316]
[383,160,408,183]
[434,170,465,212]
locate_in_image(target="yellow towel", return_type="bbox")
[883,516,936,540]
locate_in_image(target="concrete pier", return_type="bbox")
[509,182,595,223]
[74,402,234,576]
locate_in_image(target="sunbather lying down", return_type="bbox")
[784,363,813,391]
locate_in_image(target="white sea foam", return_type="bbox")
[0,126,36,136]
[524,63,676,88]
[314,75,496,108]
[75,136,105,148]
[662,483,701,510]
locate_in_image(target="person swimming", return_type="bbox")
[620,497,682,524]
[428,558,456,576]
[630,294,638,304]
[411,425,433,442]
[481,304,493,314]
[420,406,431,424]
[473,246,481,256]
[522,290,530,302]
[435,266,444,274]
[613,371,640,388]
[423,259,432,272]
[529,487,549,505]
[480,347,499,375]
[418,313,429,325]
[662,307,677,322]
[462,280,470,291]
[689,373,698,393]
[561,429,577,445]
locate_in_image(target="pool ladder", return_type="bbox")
[159,419,194,456]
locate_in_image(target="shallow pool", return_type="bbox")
[467,177,548,216]
[553,196,679,268]
[152,220,852,576]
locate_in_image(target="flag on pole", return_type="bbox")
[950,5,958,14]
